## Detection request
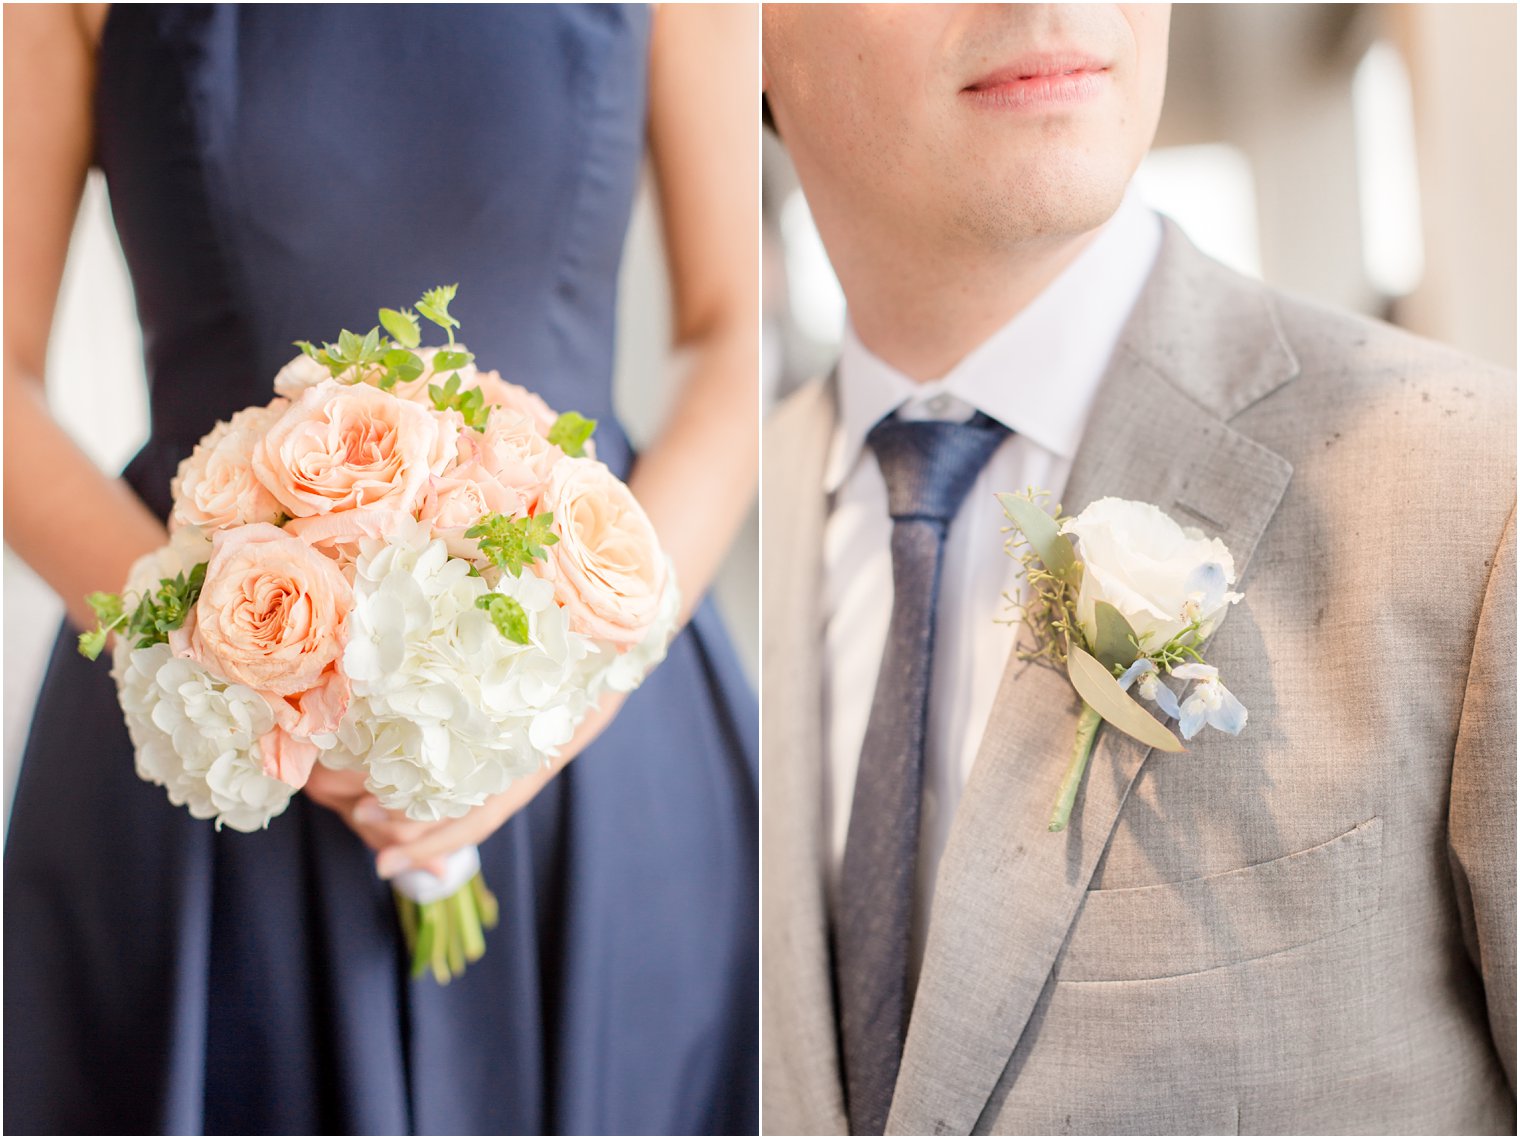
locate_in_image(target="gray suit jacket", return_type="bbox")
[761,222,1516,1135]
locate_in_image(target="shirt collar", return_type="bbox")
[824,191,1163,493]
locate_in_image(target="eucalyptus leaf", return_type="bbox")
[1092,601,1141,673]
[997,492,1078,582]
[1067,643,1185,753]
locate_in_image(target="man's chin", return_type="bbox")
[948,173,1129,250]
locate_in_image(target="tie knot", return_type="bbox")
[866,411,1010,524]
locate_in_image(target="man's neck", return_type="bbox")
[836,227,1103,383]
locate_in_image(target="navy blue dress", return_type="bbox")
[3,6,758,1134]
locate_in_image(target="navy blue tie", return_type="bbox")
[834,410,1010,1135]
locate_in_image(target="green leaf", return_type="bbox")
[359,325,383,363]
[997,492,1078,583]
[122,562,208,649]
[427,372,489,429]
[476,593,530,644]
[293,339,320,360]
[1092,601,1141,673]
[416,283,460,331]
[432,349,473,373]
[465,511,559,577]
[1067,643,1184,753]
[77,627,108,661]
[380,348,423,390]
[87,591,125,628]
[337,328,366,363]
[547,411,597,457]
[379,307,421,348]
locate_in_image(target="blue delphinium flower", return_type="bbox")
[1180,561,1228,624]
[1171,663,1248,739]
[1117,657,1182,720]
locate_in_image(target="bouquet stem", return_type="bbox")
[393,871,500,983]
[1049,703,1103,833]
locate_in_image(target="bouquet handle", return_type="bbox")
[391,845,500,982]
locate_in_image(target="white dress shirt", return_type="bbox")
[821,192,1163,983]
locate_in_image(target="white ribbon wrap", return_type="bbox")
[389,845,481,905]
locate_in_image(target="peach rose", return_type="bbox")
[417,461,531,562]
[272,352,331,400]
[538,458,666,646]
[173,523,352,698]
[267,662,350,742]
[258,726,320,787]
[464,406,563,508]
[472,371,598,459]
[252,379,457,519]
[472,370,558,434]
[170,399,289,532]
[281,508,419,580]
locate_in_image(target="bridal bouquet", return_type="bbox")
[80,286,679,981]
[999,492,1247,832]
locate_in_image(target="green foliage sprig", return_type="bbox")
[429,373,490,430]
[77,563,208,661]
[416,284,461,341]
[547,411,597,457]
[998,490,1081,667]
[292,283,478,405]
[475,594,531,645]
[465,511,559,578]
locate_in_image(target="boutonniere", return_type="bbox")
[998,492,1249,832]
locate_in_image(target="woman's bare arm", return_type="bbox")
[4,4,165,633]
[628,1,760,624]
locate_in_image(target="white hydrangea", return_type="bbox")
[111,640,296,832]
[328,520,588,821]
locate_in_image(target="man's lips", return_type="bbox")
[960,55,1112,109]
[963,54,1112,91]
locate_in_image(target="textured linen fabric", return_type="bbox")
[761,218,1517,1136]
[823,194,1162,982]
[4,7,759,1135]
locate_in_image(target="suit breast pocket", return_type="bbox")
[1051,816,1384,983]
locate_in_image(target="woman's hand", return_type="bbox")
[301,766,451,877]
[304,689,626,881]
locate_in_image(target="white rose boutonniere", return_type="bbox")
[999,492,1249,832]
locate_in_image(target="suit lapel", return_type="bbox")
[761,376,851,1132]
[888,224,1299,1135]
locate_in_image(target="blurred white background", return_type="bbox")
[2,170,759,819]
[764,3,1517,405]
